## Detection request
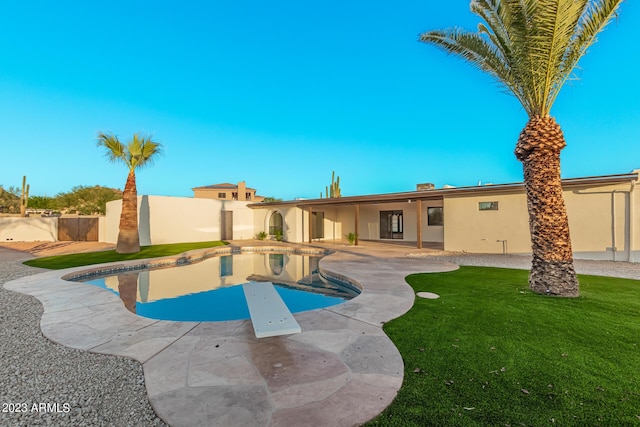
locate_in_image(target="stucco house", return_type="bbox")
[251,171,640,262]
[102,170,640,262]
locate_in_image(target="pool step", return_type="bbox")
[242,282,301,338]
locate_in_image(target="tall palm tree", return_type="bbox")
[420,0,623,297]
[97,132,163,254]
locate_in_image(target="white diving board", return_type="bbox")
[242,282,301,338]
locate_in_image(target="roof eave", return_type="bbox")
[248,172,638,209]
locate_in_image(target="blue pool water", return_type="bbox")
[74,252,359,322]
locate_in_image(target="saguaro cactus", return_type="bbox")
[320,171,342,199]
[330,171,341,198]
[20,175,29,217]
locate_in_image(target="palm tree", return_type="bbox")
[420,0,623,297]
[97,132,163,253]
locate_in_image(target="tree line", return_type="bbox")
[0,184,122,215]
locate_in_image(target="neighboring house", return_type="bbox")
[192,181,265,202]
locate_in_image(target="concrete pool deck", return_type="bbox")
[3,241,458,426]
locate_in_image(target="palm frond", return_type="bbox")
[420,27,534,114]
[127,133,163,170]
[97,132,127,165]
[420,0,625,117]
[552,0,623,107]
[98,132,163,171]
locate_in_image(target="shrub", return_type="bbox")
[345,232,357,245]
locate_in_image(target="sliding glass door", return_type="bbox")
[380,210,403,239]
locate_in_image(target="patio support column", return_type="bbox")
[308,207,313,244]
[355,204,360,246]
[416,200,422,249]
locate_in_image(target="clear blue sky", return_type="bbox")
[1,1,638,200]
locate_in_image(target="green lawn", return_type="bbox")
[23,241,228,269]
[367,267,640,426]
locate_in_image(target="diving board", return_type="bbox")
[242,282,301,338]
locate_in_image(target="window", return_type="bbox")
[479,201,499,211]
[218,192,226,198]
[427,207,444,226]
[269,212,283,235]
[246,192,252,200]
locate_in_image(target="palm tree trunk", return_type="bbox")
[116,170,140,253]
[515,115,579,297]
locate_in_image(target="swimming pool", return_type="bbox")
[70,252,360,322]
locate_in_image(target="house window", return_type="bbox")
[479,201,499,211]
[218,192,226,198]
[246,193,252,200]
[427,207,444,226]
[269,211,283,235]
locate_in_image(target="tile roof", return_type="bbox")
[192,183,257,191]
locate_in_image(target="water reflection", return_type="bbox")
[268,253,285,275]
[76,253,360,321]
[117,272,139,314]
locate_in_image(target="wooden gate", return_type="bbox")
[58,217,99,241]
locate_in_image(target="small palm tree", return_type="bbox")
[420,0,623,297]
[97,132,163,253]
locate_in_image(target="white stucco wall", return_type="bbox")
[105,196,256,245]
[0,217,58,242]
[218,200,255,240]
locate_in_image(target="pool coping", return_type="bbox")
[3,244,458,427]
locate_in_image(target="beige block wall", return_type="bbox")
[564,182,634,260]
[0,217,58,242]
[443,181,637,260]
[444,191,530,254]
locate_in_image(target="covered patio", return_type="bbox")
[252,190,447,250]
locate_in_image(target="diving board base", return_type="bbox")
[242,282,301,338]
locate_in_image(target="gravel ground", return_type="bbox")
[0,247,167,427]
